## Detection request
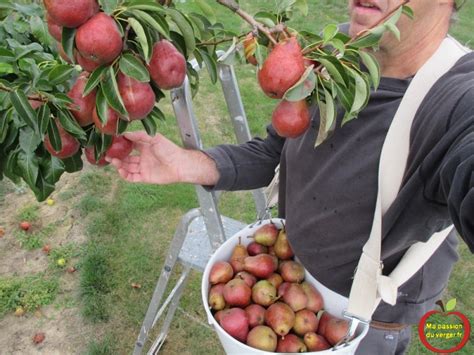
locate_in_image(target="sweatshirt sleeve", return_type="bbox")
[439,91,474,251]
[203,124,285,191]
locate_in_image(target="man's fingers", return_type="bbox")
[106,157,122,169]
[124,131,156,144]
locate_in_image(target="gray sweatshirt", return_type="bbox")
[205,51,474,324]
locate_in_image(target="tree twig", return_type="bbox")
[0,84,47,103]
[215,0,277,45]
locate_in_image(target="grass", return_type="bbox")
[0,273,59,315]
[15,222,56,250]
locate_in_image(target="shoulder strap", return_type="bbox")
[346,37,471,322]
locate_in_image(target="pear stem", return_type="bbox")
[215,0,278,45]
[0,83,47,103]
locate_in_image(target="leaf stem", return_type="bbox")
[0,84,47,103]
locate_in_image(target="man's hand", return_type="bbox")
[105,131,220,186]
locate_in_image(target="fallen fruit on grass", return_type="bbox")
[32,332,45,344]
[46,198,55,206]
[131,282,141,289]
[19,221,31,231]
[42,245,51,254]
[57,258,66,267]
[67,267,77,274]
[15,307,25,317]
[0,227,5,238]
[258,37,305,99]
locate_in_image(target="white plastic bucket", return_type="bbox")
[201,218,369,355]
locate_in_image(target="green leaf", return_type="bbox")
[323,24,338,44]
[83,65,107,96]
[335,82,354,113]
[99,0,119,14]
[294,0,308,16]
[37,103,51,135]
[119,53,150,83]
[149,106,165,122]
[348,68,369,114]
[141,115,157,136]
[34,171,56,202]
[30,15,51,45]
[62,150,83,173]
[56,108,87,140]
[61,27,76,63]
[20,127,42,153]
[167,8,195,54]
[349,25,385,49]
[42,156,65,184]
[0,63,14,74]
[318,56,349,87]
[0,110,10,144]
[102,67,128,118]
[359,51,380,90]
[128,17,150,62]
[315,87,337,147]
[254,12,277,28]
[0,48,15,63]
[4,150,20,184]
[402,5,414,19]
[117,118,129,135]
[445,298,457,312]
[196,0,216,24]
[9,90,38,133]
[95,86,109,125]
[132,9,170,40]
[47,119,62,152]
[198,49,217,84]
[16,150,39,189]
[385,23,400,41]
[48,64,75,85]
[124,0,165,12]
[98,134,113,156]
[284,65,316,102]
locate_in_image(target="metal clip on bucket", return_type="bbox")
[333,311,371,351]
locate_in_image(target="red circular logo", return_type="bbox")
[418,299,471,353]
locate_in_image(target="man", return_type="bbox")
[107,0,473,353]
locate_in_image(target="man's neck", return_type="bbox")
[373,21,450,79]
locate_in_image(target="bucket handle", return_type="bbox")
[332,311,370,350]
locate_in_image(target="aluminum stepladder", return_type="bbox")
[133,55,270,355]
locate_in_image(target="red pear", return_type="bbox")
[218,308,249,343]
[278,282,291,298]
[84,146,108,166]
[76,13,123,68]
[148,40,186,90]
[106,136,133,160]
[304,332,331,351]
[247,241,268,256]
[208,261,233,285]
[245,304,266,328]
[280,260,305,283]
[265,302,295,337]
[251,223,279,246]
[44,121,80,159]
[251,280,277,307]
[318,311,351,346]
[230,240,248,273]
[46,14,62,41]
[258,37,305,99]
[44,0,99,28]
[234,271,257,288]
[276,334,307,353]
[92,107,120,135]
[223,279,251,307]
[301,282,324,313]
[293,309,319,336]
[208,283,226,311]
[116,72,155,120]
[273,229,294,260]
[76,50,100,73]
[243,254,277,279]
[246,325,277,352]
[272,99,310,138]
[266,273,283,289]
[282,283,307,312]
[68,73,96,126]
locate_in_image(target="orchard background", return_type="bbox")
[0,0,473,354]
